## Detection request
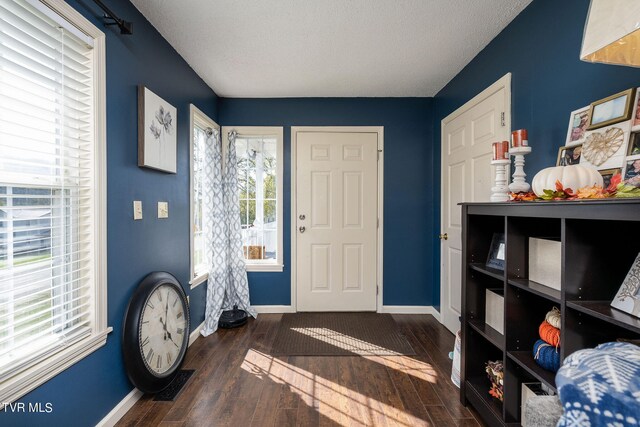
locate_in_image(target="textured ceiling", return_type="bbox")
[131,0,532,97]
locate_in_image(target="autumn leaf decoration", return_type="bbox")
[539,180,576,200]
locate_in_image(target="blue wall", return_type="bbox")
[3,0,218,426]
[218,98,435,307]
[432,0,640,306]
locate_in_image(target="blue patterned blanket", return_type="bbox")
[556,342,640,426]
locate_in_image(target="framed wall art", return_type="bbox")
[557,144,582,166]
[624,158,640,187]
[580,121,630,170]
[587,88,636,130]
[138,86,177,173]
[565,106,590,146]
[611,252,640,319]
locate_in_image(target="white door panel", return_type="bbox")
[441,75,510,334]
[297,131,378,311]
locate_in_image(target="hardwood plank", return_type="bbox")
[274,408,298,427]
[118,313,487,427]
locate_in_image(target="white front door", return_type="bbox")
[440,74,511,334]
[295,130,379,311]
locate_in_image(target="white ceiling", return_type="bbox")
[131,0,532,98]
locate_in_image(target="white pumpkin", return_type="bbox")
[531,165,603,197]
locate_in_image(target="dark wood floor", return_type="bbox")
[117,314,484,427]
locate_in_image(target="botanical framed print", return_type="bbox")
[599,168,621,188]
[566,107,589,146]
[587,88,636,130]
[624,158,640,187]
[557,144,582,166]
[138,86,177,173]
[486,233,506,271]
[611,252,640,318]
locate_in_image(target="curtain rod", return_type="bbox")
[91,0,133,35]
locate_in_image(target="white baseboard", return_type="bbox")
[380,305,440,319]
[189,320,205,346]
[253,305,295,313]
[96,320,205,427]
[96,387,143,427]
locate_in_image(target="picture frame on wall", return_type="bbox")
[632,88,640,130]
[628,133,640,156]
[557,144,582,166]
[587,88,636,130]
[138,86,177,173]
[580,122,630,171]
[565,106,590,146]
[486,233,506,271]
[624,158,640,187]
[611,252,640,319]
[599,168,622,188]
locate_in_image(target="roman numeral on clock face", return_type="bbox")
[147,349,154,363]
[147,301,155,310]
[141,337,149,347]
[157,355,161,370]
[177,311,183,319]
[177,328,184,335]
[167,352,172,365]
[158,291,163,302]
[172,298,178,308]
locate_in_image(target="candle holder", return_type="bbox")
[491,159,510,202]
[508,146,532,193]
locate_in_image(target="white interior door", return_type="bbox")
[440,74,511,334]
[295,130,379,311]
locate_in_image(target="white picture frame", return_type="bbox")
[565,106,590,147]
[138,86,177,173]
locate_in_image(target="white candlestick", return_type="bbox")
[491,159,510,202]
[508,146,532,193]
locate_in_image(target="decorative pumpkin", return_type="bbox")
[532,165,603,197]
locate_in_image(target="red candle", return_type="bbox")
[493,141,509,160]
[511,129,528,148]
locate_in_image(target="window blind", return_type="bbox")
[0,0,95,379]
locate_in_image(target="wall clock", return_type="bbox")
[123,271,190,393]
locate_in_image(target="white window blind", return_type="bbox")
[0,0,97,381]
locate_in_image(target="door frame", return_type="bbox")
[291,126,384,312]
[439,73,511,329]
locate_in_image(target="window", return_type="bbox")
[223,127,283,272]
[0,0,108,403]
[189,105,218,288]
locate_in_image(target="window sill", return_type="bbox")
[246,264,284,273]
[0,327,112,405]
[189,273,209,289]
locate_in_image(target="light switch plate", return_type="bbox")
[158,202,169,219]
[133,201,142,220]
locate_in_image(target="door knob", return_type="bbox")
[299,226,306,233]
[439,233,448,240]
[299,214,306,220]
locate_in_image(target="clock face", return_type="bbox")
[139,284,187,375]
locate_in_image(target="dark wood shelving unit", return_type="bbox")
[469,319,505,350]
[506,351,556,392]
[461,200,640,427]
[470,263,505,281]
[566,301,640,335]
[507,278,561,304]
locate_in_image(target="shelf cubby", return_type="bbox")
[507,278,561,304]
[461,200,640,427]
[563,305,640,358]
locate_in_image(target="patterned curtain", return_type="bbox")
[201,129,256,336]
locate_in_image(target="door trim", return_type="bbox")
[291,126,384,312]
[439,73,511,328]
